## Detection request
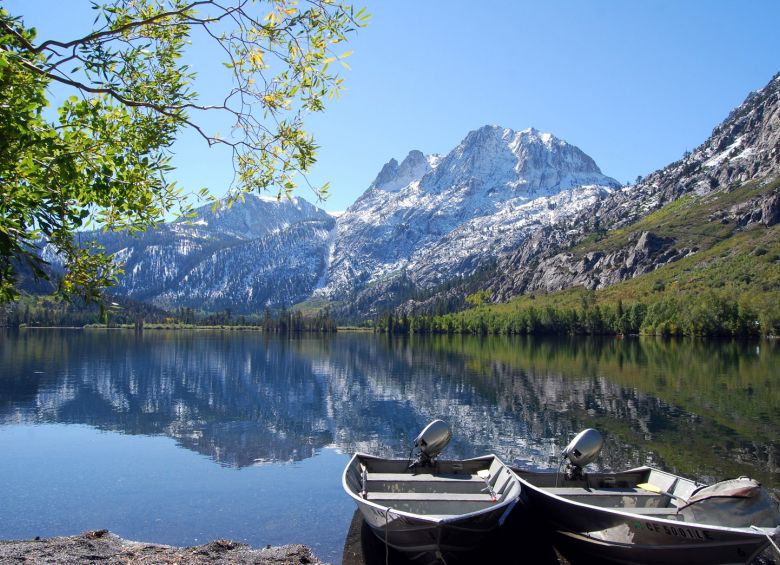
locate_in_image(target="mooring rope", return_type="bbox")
[384,508,390,565]
[554,458,565,487]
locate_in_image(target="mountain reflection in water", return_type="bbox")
[1,330,777,493]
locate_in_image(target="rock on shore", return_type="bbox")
[0,530,324,564]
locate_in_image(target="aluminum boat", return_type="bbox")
[342,421,521,559]
[513,429,780,565]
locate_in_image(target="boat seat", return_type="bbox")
[368,473,483,483]
[366,492,494,502]
[545,487,659,497]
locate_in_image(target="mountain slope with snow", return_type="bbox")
[90,195,335,313]
[42,126,621,318]
[487,73,780,300]
[318,126,620,317]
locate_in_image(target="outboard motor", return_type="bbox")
[561,428,603,480]
[409,419,452,470]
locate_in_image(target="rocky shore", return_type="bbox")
[0,530,323,564]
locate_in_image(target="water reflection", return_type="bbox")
[1,330,777,492]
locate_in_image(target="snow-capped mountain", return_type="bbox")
[57,126,620,317]
[317,126,619,314]
[91,195,335,312]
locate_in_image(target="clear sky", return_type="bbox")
[7,1,780,213]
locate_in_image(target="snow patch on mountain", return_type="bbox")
[703,135,744,168]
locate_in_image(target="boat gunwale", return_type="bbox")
[342,452,520,525]
[513,466,775,538]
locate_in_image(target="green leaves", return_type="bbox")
[0,0,367,304]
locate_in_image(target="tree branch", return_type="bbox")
[34,1,214,53]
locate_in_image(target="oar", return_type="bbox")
[636,482,685,502]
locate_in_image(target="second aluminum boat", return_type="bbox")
[513,429,780,564]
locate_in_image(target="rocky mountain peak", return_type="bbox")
[369,157,399,189]
[456,125,582,159]
[691,72,780,188]
[401,149,428,169]
[318,124,620,312]
[369,149,436,193]
[421,125,618,197]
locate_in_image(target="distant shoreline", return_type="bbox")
[9,324,364,332]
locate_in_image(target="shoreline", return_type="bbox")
[0,530,324,564]
[8,324,372,332]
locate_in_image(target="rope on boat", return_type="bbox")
[751,525,780,558]
[384,508,390,565]
[379,507,452,565]
[554,458,565,487]
[434,521,450,565]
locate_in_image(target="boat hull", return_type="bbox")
[515,468,775,565]
[344,454,520,556]
[357,494,515,554]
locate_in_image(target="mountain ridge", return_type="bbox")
[64,194,336,313]
[392,73,780,321]
[488,72,780,300]
[23,73,780,322]
[80,122,619,318]
[316,125,620,318]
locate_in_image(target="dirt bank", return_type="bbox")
[0,530,323,564]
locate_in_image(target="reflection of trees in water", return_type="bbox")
[0,331,332,466]
[0,331,777,491]
[296,335,779,491]
[460,336,780,488]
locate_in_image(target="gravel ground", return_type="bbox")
[0,530,323,564]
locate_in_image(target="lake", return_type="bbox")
[1,330,778,563]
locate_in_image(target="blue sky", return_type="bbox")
[8,1,780,212]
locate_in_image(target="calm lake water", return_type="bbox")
[1,330,778,563]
